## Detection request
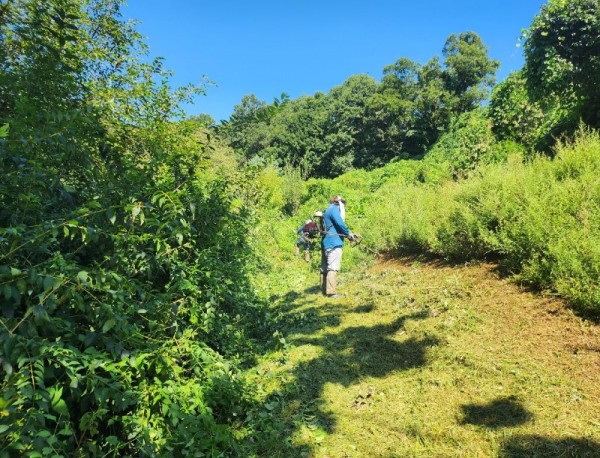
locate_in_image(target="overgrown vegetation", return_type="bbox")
[0,1,278,455]
[2,0,600,455]
[254,0,600,317]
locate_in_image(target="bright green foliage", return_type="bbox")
[442,32,500,113]
[489,71,545,150]
[4,0,600,453]
[0,1,277,455]
[524,0,600,105]
[280,165,304,216]
[219,32,498,179]
[322,129,600,316]
[280,125,600,317]
[523,0,600,149]
[425,108,510,177]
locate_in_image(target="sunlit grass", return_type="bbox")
[249,257,600,457]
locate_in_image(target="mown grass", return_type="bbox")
[249,256,600,457]
[245,127,600,456]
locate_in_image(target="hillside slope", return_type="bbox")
[255,256,600,457]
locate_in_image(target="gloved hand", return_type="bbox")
[348,233,357,242]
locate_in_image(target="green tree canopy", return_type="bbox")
[523,0,600,140]
[219,32,498,179]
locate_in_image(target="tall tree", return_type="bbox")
[324,74,378,176]
[524,0,600,129]
[442,31,500,113]
[359,58,420,167]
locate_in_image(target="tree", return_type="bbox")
[187,113,216,127]
[361,33,498,165]
[523,0,600,136]
[219,93,270,158]
[442,32,499,113]
[358,58,420,168]
[231,93,265,119]
[323,74,378,176]
[217,33,499,178]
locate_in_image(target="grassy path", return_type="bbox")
[255,257,600,457]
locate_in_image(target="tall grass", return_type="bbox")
[367,131,600,312]
[286,128,600,316]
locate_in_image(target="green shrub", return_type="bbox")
[424,109,499,177]
[0,2,279,455]
[308,127,600,315]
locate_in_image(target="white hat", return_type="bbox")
[305,219,312,224]
[313,211,323,217]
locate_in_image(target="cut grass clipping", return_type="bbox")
[250,257,600,457]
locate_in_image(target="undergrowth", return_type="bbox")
[285,127,600,317]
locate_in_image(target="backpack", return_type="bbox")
[303,220,319,239]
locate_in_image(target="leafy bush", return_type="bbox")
[0,1,278,455]
[489,71,544,151]
[383,128,600,315]
[424,109,501,177]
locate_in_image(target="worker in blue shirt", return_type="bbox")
[318,195,357,298]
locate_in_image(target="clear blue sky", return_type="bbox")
[123,0,547,123]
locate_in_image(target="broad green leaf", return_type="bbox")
[52,399,69,416]
[106,436,119,446]
[77,271,89,283]
[32,305,47,319]
[2,285,11,300]
[43,276,54,291]
[49,386,63,405]
[37,430,52,439]
[11,287,20,304]
[102,319,116,333]
[1,361,12,376]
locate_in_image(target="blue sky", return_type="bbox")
[123,0,547,123]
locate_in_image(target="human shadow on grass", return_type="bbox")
[460,396,533,428]
[499,435,600,457]
[286,309,437,436]
[269,290,305,307]
[271,289,344,336]
[353,303,375,313]
[303,284,322,295]
[276,303,342,336]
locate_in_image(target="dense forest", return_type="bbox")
[1,0,599,456]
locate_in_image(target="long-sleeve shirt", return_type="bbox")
[321,203,350,250]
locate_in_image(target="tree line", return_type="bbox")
[217,0,600,180]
